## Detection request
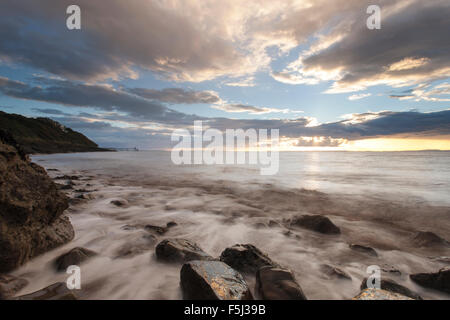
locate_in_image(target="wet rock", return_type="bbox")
[166,221,178,228]
[110,199,128,207]
[268,220,281,228]
[410,267,450,294]
[381,264,402,275]
[54,175,80,180]
[145,224,168,235]
[180,260,253,300]
[353,288,413,300]
[320,264,352,280]
[15,282,77,300]
[114,234,157,259]
[0,134,74,273]
[0,274,29,299]
[412,231,449,247]
[155,239,214,263]
[54,247,98,271]
[256,266,307,300]
[349,244,378,257]
[361,278,422,300]
[220,244,279,274]
[288,215,340,234]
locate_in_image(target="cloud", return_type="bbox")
[390,82,450,102]
[272,1,450,93]
[348,93,372,101]
[127,87,220,104]
[211,103,303,115]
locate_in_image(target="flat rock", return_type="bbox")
[256,266,307,300]
[412,231,449,247]
[349,244,378,257]
[180,260,253,300]
[320,264,352,280]
[54,247,98,271]
[353,288,413,300]
[288,215,340,234]
[410,267,450,294]
[361,277,422,300]
[220,244,278,274]
[0,274,29,299]
[15,282,77,300]
[155,239,214,263]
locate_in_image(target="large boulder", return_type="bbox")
[180,260,253,300]
[353,288,413,300]
[155,239,214,263]
[220,244,278,274]
[255,266,307,300]
[14,282,77,300]
[0,131,74,273]
[0,274,29,299]
[54,247,98,271]
[288,215,340,234]
[410,267,450,294]
[360,278,422,300]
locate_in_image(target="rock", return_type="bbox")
[412,231,449,247]
[110,199,128,207]
[429,256,450,264]
[0,274,29,299]
[54,175,80,180]
[320,264,352,280]
[349,244,378,257]
[0,133,74,273]
[353,288,413,300]
[166,221,178,228]
[288,215,340,234]
[114,234,157,259]
[145,224,168,235]
[268,220,281,228]
[381,264,402,275]
[54,247,98,271]
[361,278,422,300]
[220,244,278,274]
[410,267,450,294]
[180,260,253,300]
[15,282,77,300]
[155,239,214,263]
[256,266,307,300]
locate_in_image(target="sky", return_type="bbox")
[0,0,450,150]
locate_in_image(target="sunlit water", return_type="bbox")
[12,151,450,300]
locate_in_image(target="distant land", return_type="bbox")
[0,111,110,154]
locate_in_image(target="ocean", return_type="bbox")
[11,151,450,299]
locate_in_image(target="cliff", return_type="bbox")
[0,130,74,273]
[0,111,109,154]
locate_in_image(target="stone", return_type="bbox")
[410,267,450,294]
[0,132,74,273]
[54,247,98,271]
[320,264,352,280]
[412,231,449,247]
[114,234,157,259]
[110,199,128,207]
[361,278,422,300]
[255,266,307,300]
[180,260,253,300]
[288,215,340,234]
[220,244,279,274]
[145,224,168,235]
[15,282,77,300]
[155,239,214,263]
[349,244,378,257]
[353,288,413,300]
[0,274,29,299]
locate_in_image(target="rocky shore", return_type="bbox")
[1,142,449,300]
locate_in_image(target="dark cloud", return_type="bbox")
[128,88,220,104]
